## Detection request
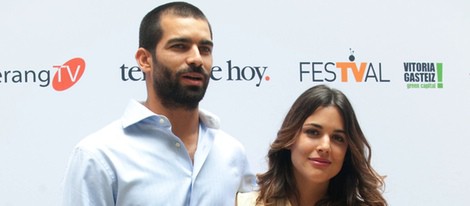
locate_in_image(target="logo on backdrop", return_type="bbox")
[0,57,86,91]
[403,62,444,89]
[299,49,390,83]
[120,60,270,87]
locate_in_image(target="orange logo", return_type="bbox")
[299,49,390,83]
[52,57,86,91]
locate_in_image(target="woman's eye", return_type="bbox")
[333,135,346,143]
[304,129,319,136]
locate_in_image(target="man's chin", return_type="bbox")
[181,82,208,94]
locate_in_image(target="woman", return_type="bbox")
[238,85,387,206]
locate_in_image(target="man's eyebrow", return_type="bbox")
[199,39,213,47]
[166,38,213,47]
[166,37,191,45]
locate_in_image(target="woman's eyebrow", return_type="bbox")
[304,123,346,134]
[303,123,322,129]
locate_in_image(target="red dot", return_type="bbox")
[265,76,270,81]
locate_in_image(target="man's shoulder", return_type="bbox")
[209,129,249,159]
[199,109,246,150]
[212,129,243,145]
[75,119,123,150]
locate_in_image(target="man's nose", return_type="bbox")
[186,45,203,67]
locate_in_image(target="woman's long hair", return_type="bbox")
[256,85,387,206]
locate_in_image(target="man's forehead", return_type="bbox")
[159,14,211,39]
[160,13,208,26]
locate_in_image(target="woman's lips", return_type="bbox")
[309,157,331,167]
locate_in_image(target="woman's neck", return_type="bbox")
[293,177,329,206]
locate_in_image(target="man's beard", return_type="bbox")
[152,60,210,110]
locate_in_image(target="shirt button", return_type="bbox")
[159,118,165,124]
[175,142,181,148]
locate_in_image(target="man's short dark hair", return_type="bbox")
[138,1,212,53]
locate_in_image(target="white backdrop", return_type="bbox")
[1,0,469,205]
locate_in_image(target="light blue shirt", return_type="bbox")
[62,100,256,206]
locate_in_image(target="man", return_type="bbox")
[62,2,255,205]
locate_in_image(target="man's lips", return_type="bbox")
[182,72,204,80]
[180,72,206,86]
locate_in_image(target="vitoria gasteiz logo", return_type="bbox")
[0,57,86,91]
[403,62,443,89]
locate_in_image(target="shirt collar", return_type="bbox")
[198,108,220,129]
[121,99,221,129]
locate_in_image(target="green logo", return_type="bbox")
[404,62,443,89]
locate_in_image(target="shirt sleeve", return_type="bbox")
[237,148,257,193]
[62,147,116,206]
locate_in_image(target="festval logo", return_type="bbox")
[403,62,443,89]
[0,57,86,91]
[299,49,390,83]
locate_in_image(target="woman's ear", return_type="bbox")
[135,48,153,73]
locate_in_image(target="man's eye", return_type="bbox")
[171,44,187,49]
[199,46,212,54]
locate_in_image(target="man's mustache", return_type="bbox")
[180,66,209,77]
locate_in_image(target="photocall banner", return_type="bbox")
[1,0,469,205]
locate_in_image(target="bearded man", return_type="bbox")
[62,2,255,206]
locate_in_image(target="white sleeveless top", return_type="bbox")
[236,191,292,206]
[237,191,260,205]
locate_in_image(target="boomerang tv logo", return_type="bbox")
[52,58,86,91]
[0,57,86,91]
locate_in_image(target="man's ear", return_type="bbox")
[135,48,153,73]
